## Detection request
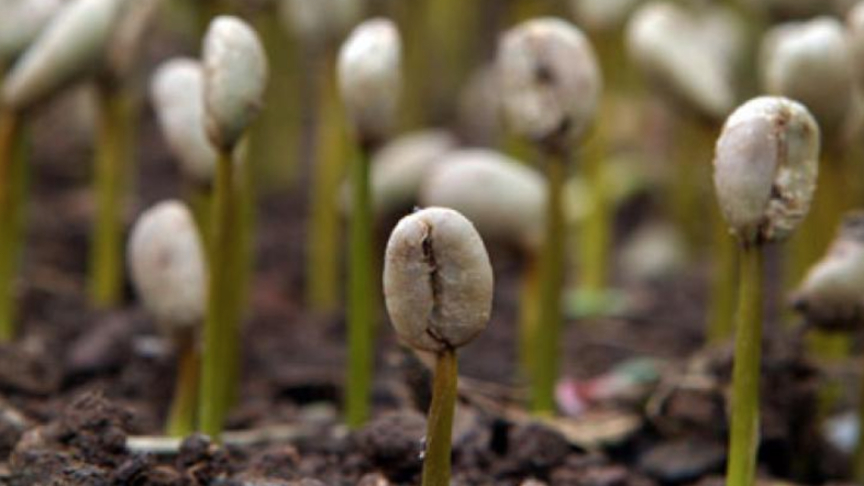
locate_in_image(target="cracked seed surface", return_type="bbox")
[383,207,493,352]
[497,17,601,146]
[713,96,819,244]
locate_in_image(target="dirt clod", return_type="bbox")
[354,410,426,480]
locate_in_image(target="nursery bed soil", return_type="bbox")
[0,15,859,486]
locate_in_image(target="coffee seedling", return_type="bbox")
[128,201,206,437]
[383,207,493,486]
[337,17,402,428]
[497,17,602,414]
[713,96,819,486]
[198,15,268,439]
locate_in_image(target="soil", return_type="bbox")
[1,2,863,486]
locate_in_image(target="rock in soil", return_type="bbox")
[353,410,426,481]
[506,422,572,473]
[7,391,131,484]
[176,433,233,483]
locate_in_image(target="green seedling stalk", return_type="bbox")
[508,0,557,23]
[423,0,477,124]
[89,83,133,308]
[518,256,539,382]
[166,328,199,437]
[579,127,611,296]
[306,50,347,313]
[397,0,427,128]
[199,149,241,439]
[222,147,254,411]
[0,110,26,342]
[673,119,714,247]
[420,347,458,486]
[725,244,764,486]
[249,13,300,192]
[532,148,567,414]
[186,180,212,253]
[707,205,739,343]
[346,141,375,428]
[572,27,634,313]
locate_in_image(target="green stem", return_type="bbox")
[532,150,567,415]
[186,180,212,254]
[518,255,539,383]
[420,347,458,486]
[306,50,347,313]
[725,245,764,486]
[346,143,374,428]
[166,329,199,437]
[0,110,25,342]
[222,147,254,412]
[672,119,713,247]
[89,85,132,308]
[579,131,610,294]
[707,206,738,343]
[199,150,238,439]
[423,0,477,124]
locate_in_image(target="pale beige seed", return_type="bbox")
[2,0,129,111]
[792,213,864,330]
[128,200,207,335]
[626,2,739,121]
[761,17,856,145]
[383,207,493,352]
[151,58,217,184]
[337,18,402,144]
[713,96,820,244]
[497,17,602,146]
[420,149,547,253]
[203,15,269,151]
[0,0,63,66]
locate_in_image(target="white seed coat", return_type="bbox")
[762,17,856,144]
[128,201,207,334]
[713,96,820,244]
[2,0,129,111]
[0,0,63,66]
[421,149,547,253]
[203,16,269,151]
[626,2,739,120]
[384,208,493,352]
[497,17,602,145]
[337,18,402,143]
[151,58,217,184]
